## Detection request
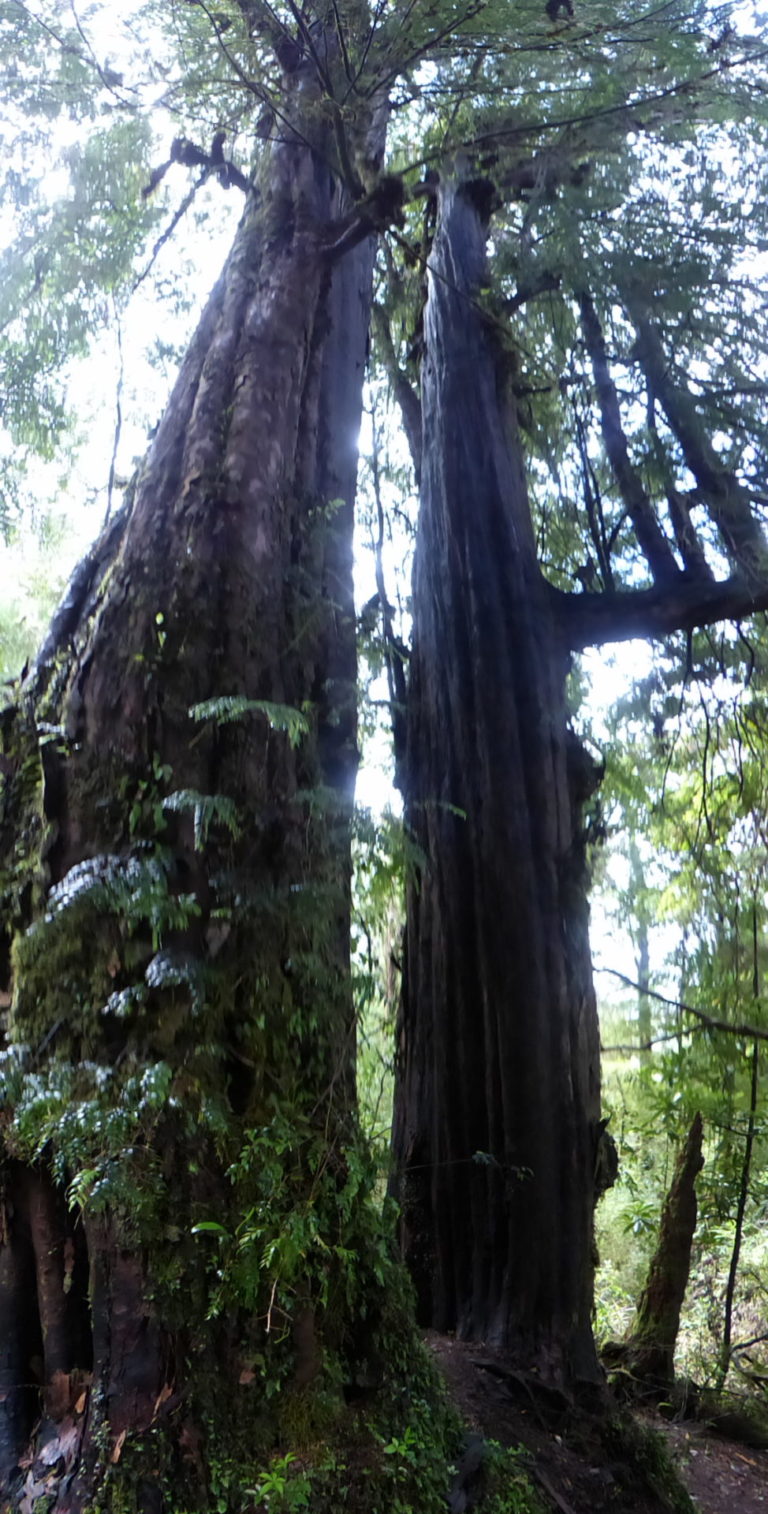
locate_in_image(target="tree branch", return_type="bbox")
[441,42,768,163]
[596,966,768,1044]
[372,304,422,485]
[554,571,768,651]
[578,289,682,587]
[133,171,210,291]
[626,294,768,586]
[665,484,714,581]
[321,174,405,260]
[601,1025,699,1054]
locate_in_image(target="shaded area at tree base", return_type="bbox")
[430,1333,696,1513]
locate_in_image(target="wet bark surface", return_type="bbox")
[392,177,602,1387]
[0,44,382,1507]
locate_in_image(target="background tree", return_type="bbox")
[611,1111,704,1391]
[596,645,768,1392]
[388,7,768,1387]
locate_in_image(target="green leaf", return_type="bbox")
[189,696,309,747]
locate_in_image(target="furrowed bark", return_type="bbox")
[392,175,602,1388]
[718,1039,759,1391]
[0,40,385,1507]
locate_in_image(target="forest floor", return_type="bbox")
[654,1415,768,1514]
[428,1333,768,1514]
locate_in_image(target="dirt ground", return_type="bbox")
[427,1333,768,1514]
[656,1416,768,1514]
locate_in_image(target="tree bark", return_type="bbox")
[0,43,386,1508]
[392,175,602,1389]
[556,570,768,650]
[621,1112,704,1390]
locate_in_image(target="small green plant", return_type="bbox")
[482,1442,545,1514]
[367,1409,454,1511]
[382,1424,420,1466]
[125,754,173,836]
[247,1452,312,1511]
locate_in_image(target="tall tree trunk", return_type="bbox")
[621,1112,704,1391]
[717,905,762,1391]
[0,46,388,1510]
[717,1039,759,1391]
[628,838,652,1063]
[392,176,603,1390]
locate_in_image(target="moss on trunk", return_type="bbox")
[0,29,454,1511]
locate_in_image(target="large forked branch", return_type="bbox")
[578,291,681,587]
[555,571,768,650]
[665,484,715,581]
[554,285,768,646]
[625,293,768,586]
[642,378,714,581]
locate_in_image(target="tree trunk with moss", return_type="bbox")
[392,176,604,1390]
[0,38,436,1514]
[621,1112,704,1390]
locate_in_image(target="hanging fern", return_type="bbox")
[42,852,200,944]
[162,788,241,850]
[189,695,309,748]
[145,946,204,1011]
[103,983,148,1019]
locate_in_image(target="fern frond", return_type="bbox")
[189,696,309,748]
[162,788,240,849]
